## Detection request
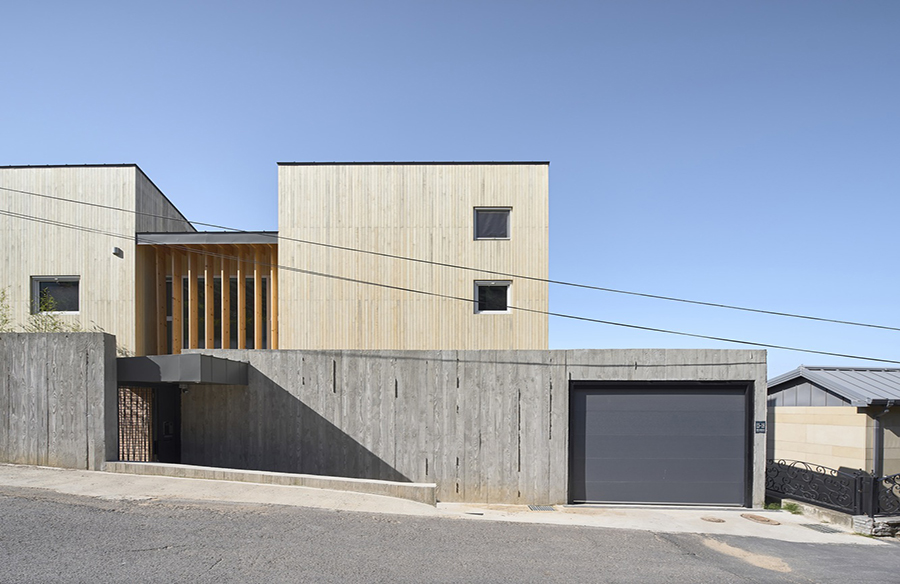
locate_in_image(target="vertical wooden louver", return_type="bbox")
[148,243,277,354]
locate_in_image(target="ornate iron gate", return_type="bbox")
[767,459,900,517]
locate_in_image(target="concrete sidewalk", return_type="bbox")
[0,463,886,546]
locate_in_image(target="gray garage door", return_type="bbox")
[569,383,748,505]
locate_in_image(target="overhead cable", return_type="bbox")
[1,206,898,365]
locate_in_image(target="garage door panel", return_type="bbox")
[573,410,746,437]
[570,384,748,505]
[571,434,745,461]
[581,456,746,483]
[578,480,745,505]
[582,389,744,413]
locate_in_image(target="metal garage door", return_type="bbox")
[569,383,748,505]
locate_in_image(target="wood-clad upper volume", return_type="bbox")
[277,163,550,350]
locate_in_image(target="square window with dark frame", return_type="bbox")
[32,276,80,313]
[475,281,510,313]
[474,208,510,239]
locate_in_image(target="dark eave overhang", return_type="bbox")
[117,354,248,386]
[136,231,278,246]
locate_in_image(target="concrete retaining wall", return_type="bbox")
[188,349,766,505]
[0,333,117,470]
[104,461,437,505]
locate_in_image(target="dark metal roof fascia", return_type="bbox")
[136,231,278,245]
[767,366,805,389]
[0,163,140,170]
[117,355,248,386]
[276,161,550,166]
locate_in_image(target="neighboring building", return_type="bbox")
[0,165,193,355]
[767,366,900,476]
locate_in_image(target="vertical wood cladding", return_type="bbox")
[277,164,549,350]
[0,166,193,355]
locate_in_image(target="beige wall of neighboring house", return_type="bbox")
[0,165,192,355]
[277,163,549,350]
[880,410,900,476]
[767,406,870,472]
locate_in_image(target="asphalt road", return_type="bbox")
[0,486,898,584]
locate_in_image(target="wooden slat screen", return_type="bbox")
[118,386,153,462]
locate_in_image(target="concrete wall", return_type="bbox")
[0,333,117,470]
[187,348,766,505]
[277,163,549,351]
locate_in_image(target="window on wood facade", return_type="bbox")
[474,208,511,239]
[31,276,80,313]
[475,281,511,313]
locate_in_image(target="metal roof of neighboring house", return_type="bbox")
[768,366,900,406]
[137,231,278,245]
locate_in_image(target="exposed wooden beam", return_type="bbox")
[236,247,246,350]
[188,250,199,350]
[172,251,183,355]
[270,245,279,349]
[155,246,168,355]
[220,245,231,350]
[204,247,215,349]
[254,245,263,350]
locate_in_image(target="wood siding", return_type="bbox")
[140,243,277,354]
[278,164,549,350]
[0,166,192,355]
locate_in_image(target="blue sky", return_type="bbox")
[2,1,898,375]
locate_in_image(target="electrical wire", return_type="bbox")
[1,206,898,365]
[2,182,898,333]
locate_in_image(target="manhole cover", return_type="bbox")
[528,505,556,511]
[701,516,725,523]
[741,513,781,525]
[800,523,842,534]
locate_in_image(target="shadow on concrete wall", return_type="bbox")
[180,365,409,483]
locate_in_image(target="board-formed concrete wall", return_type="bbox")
[188,348,766,505]
[0,333,117,470]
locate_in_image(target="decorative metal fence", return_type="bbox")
[766,460,900,517]
[877,473,900,516]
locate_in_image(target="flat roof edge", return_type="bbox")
[137,231,278,245]
[0,163,140,170]
[277,161,550,166]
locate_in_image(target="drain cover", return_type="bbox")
[800,523,843,534]
[741,513,781,525]
[529,505,556,511]
[701,516,726,523]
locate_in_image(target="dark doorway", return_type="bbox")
[154,386,182,463]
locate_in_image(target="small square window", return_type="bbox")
[32,276,80,313]
[475,281,511,313]
[475,208,510,239]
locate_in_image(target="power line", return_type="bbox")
[2,206,898,365]
[2,182,898,333]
